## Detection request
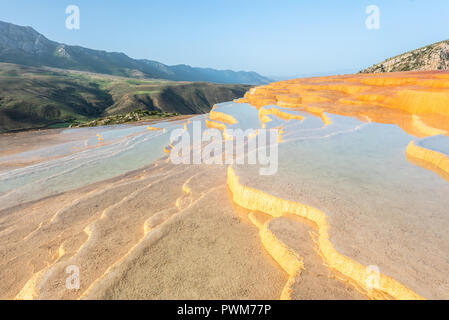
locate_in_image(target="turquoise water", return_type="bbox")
[212,102,262,131]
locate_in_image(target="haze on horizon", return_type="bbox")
[1,0,448,79]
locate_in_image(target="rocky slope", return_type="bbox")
[0,20,271,85]
[361,40,449,73]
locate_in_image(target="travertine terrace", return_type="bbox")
[0,71,448,300]
[228,71,449,299]
[237,71,449,177]
[238,71,449,135]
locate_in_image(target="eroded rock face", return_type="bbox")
[361,40,449,73]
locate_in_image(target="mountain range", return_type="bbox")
[0,20,271,85]
[0,63,251,133]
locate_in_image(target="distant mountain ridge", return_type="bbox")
[0,20,271,85]
[360,39,449,73]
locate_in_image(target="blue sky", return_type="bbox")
[1,0,449,78]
